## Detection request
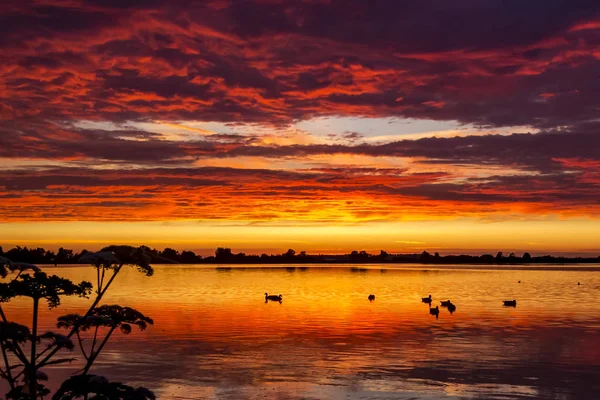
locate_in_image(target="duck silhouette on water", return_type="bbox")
[265,293,282,303]
[440,300,452,307]
[503,300,517,307]
[447,303,456,314]
[368,294,375,301]
[422,294,432,304]
[429,306,439,319]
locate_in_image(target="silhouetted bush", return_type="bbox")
[0,247,155,399]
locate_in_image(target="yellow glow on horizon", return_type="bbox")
[1,218,598,256]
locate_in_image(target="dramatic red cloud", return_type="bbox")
[0,0,599,231]
[1,163,599,222]
[0,0,599,126]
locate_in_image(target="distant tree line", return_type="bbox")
[1,245,599,265]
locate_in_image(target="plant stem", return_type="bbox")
[96,267,100,295]
[29,297,39,400]
[0,306,29,368]
[0,284,26,381]
[35,346,51,361]
[100,268,106,292]
[90,326,99,355]
[1,341,15,390]
[82,326,115,375]
[76,332,88,361]
[36,266,122,369]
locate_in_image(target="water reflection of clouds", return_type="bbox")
[3,265,598,399]
[80,320,600,399]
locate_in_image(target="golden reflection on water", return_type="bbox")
[1,264,599,399]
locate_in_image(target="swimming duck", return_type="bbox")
[440,300,452,307]
[429,306,439,317]
[448,303,456,314]
[265,293,282,302]
[368,294,375,301]
[421,295,432,304]
[503,300,517,307]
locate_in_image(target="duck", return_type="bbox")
[421,294,432,304]
[429,306,439,318]
[440,300,452,307]
[368,294,375,301]
[503,300,517,307]
[265,293,282,302]
[448,303,456,314]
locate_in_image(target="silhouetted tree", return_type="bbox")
[349,250,370,262]
[160,248,180,262]
[284,249,296,258]
[374,250,388,262]
[215,247,233,260]
[56,248,75,264]
[523,252,532,262]
[480,254,494,263]
[420,251,431,263]
[180,250,200,264]
[495,251,504,262]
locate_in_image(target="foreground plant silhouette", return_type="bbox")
[0,246,156,399]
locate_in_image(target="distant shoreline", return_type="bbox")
[178,256,600,265]
[2,245,598,266]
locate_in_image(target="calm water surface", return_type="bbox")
[2,264,599,399]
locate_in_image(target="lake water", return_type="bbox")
[1,264,599,399]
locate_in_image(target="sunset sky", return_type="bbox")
[1,0,599,255]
